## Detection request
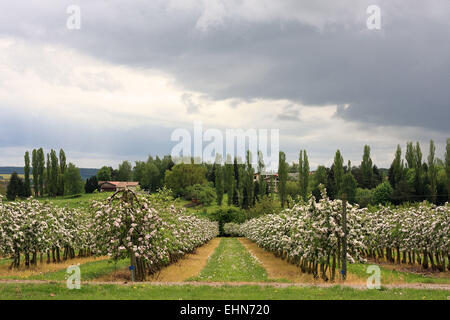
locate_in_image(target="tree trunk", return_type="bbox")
[331,254,336,282]
[25,252,30,268]
[422,250,428,269]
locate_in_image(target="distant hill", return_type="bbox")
[0,167,99,181]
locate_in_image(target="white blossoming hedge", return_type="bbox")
[0,196,93,268]
[223,223,241,237]
[0,190,219,279]
[91,189,219,280]
[237,189,365,281]
[361,202,449,271]
[228,189,449,280]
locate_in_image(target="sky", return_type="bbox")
[0,0,449,169]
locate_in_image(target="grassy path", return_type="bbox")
[190,238,268,282]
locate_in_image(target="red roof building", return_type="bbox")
[98,181,140,192]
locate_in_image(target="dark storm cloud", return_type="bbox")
[1,0,449,132]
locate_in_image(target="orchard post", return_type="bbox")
[341,193,347,280]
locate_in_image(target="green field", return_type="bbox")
[37,192,112,209]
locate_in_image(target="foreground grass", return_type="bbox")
[348,263,450,285]
[190,238,268,282]
[0,283,448,300]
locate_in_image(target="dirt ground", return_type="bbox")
[96,238,221,282]
[0,256,108,279]
[369,260,450,279]
[238,238,364,284]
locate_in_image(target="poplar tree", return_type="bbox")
[361,145,373,188]
[389,145,404,189]
[215,154,224,206]
[237,165,245,207]
[37,148,45,197]
[428,140,437,203]
[257,151,266,200]
[414,142,424,196]
[298,149,309,201]
[405,142,415,169]
[24,151,31,197]
[445,138,450,199]
[50,150,59,196]
[333,150,344,199]
[245,151,254,207]
[32,149,39,196]
[46,153,51,196]
[278,151,288,208]
[58,149,67,195]
[224,154,235,206]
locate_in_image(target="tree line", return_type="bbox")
[6,148,83,200]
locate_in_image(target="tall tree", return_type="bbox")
[37,148,45,197]
[32,149,39,196]
[6,172,25,201]
[97,166,112,181]
[164,163,207,197]
[311,165,328,200]
[333,150,344,198]
[445,138,450,199]
[50,149,59,196]
[64,163,83,195]
[58,149,67,195]
[215,162,224,206]
[278,151,288,208]
[405,141,415,169]
[428,140,437,203]
[245,151,255,208]
[224,154,235,205]
[118,161,133,181]
[237,165,245,207]
[341,171,357,203]
[257,151,266,200]
[298,149,309,201]
[45,153,51,196]
[23,151,31,197]
[85,176,99,194]
[361,145,373,188]
[389,144,404,189]
[414,142,424,197]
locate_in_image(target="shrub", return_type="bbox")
[246,195,281,219]
[355,188,374,208]
[184,184,216,206]
[373,181,393,205]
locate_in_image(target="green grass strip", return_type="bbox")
[0,283,448,300]
[190,238,268,282]
[348,263,450,284]
[28,259,129,281]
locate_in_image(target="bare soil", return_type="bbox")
[238,238,365,284]
[96,238,221,282]
[0,256,108,279]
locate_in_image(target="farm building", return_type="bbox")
[98,181,140,192]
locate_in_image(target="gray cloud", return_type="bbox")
[0,0,449,167]
[2,0,447,132]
